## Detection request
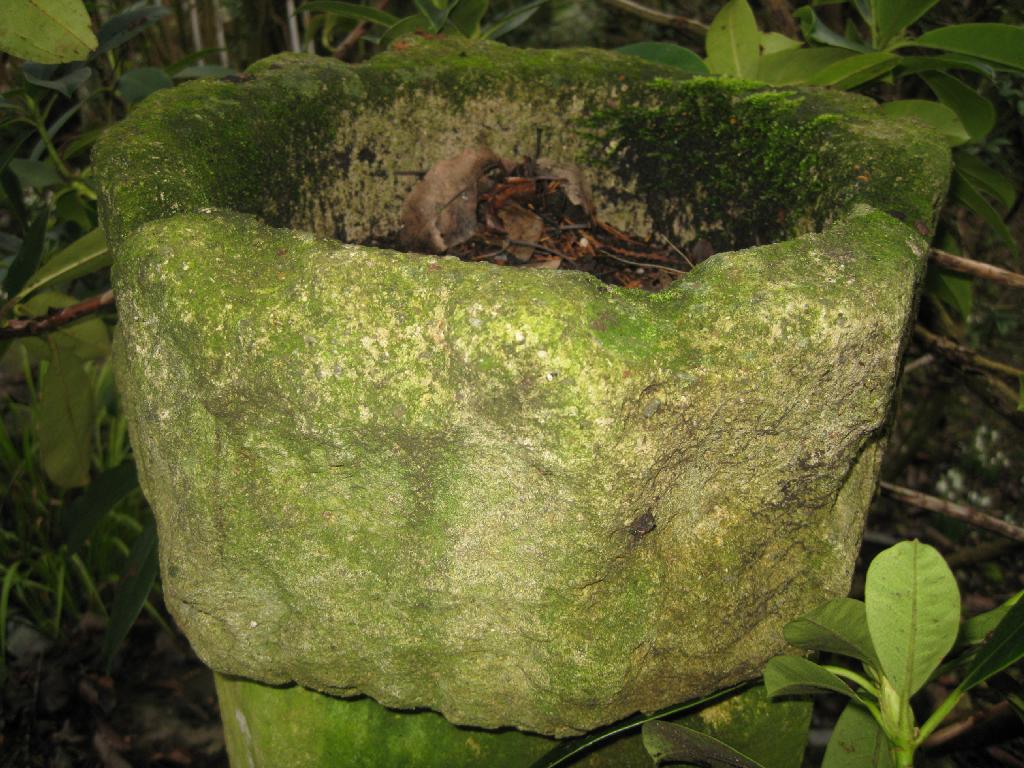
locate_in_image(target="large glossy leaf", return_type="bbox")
[447,0,487,36]
[299,1,400,26]
[480,0,546,40]
[807,51,899,89]
[924,265,973,321]
[413,0,452,32]
[705,0,759,78]
[528,684,746,768]
[920,72,995,141]
[616,42,709,74]
[95,5,171,56]
[958,589,1023,647]
[9,158,63,189]
[951,169,1018,256]
[872,0,940,49]
[117,67,173,104]
[794,7,869,51]
[912,24,1024,71]
[879,99,969,146]
[764,656,858,698]
[2,206,48,298]
[759,32,801,55]
[865,540,961,700]
[897,53,996,78]
[173,64,236,80]
[21,62,91,97]
[756,47,854,85]
[379,15,431,47]
[956,598,1024,693]
[64,461,139,553]
[955,152,1016,210]
[0,0,97,63]
[12,226,109,304]
[784,597,880,668]
[101,516,159,672]
[643,720,766,768]
[823,703,894,768]
[36,345,94,488]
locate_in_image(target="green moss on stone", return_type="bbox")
[94,39,950,739]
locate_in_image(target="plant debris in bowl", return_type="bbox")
[398,145,714,292]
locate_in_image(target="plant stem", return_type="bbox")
[917,688,965,745]
[823,665,880,696]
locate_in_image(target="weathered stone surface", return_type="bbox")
[95,39,951,737]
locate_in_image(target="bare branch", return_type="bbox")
[880,482,1024,543]
[914,325,1024,380]
[932,248,1024,290]
[0,290,115,340]
[601,0,708,35]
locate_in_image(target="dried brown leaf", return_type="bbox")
[400,146,503,253]
[497,203,544,262]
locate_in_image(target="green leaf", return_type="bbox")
[298,1,400,26]
[924,265,973,320]
[783,597,881,668]
[759,31,801,55]
[118,67,173,104]
[951,169,1018,257]
[95,5,171,56]
[920,72,995,141]
[823,703,894,768]
[29,99,85,161]
[807,51,899,89]
[480,0,546,40]
[764,656,858,698]
[954,153,1016,210]
[413,0,452,32]
[64,461,139,553]
[642,720,767,768]
[12,226,109,304]
[0,0,98,63]
[956,597,1024,694]
[897,53,996,78]
[865,540,961,700]
[172,64,236,79]
[3,206,48,298]
[794,7,869,52]
[958,590,1023,647]
[447,0,488,36]
[705,0,760,79]
[872,0,940,49]
[101,516,159,672]
[36,345,95,488]
[879,99,969,146]
[21,62,91,97]
[616,42,710,74]
[379,15,431,48]
[164,48,227,75]
[14,290,110,362]
[528,684,747,768]
[756,47,854,85]
[912,24,1024,71]
[0,171,29,234]
[9,158,63,189]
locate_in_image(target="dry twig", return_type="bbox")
[600,0,708,35]
[880,481,1024,543]
[931,248,1024,290]
[914,325,1024,380]
[0,290,115,339]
